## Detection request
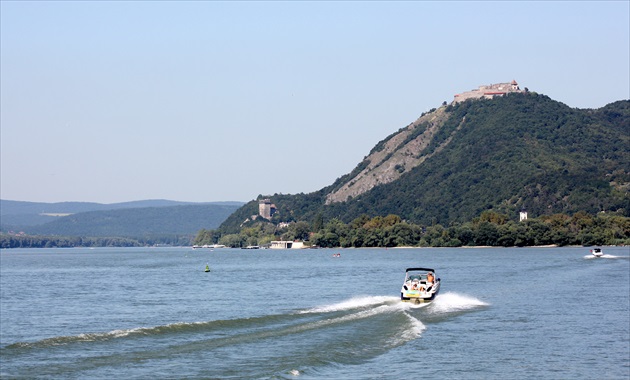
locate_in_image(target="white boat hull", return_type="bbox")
[401,267,440,304]
[401,282,440,304]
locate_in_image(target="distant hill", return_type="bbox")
[1,200,243,237]
[219,92,629,232]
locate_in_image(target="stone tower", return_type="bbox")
[259,199,272,219]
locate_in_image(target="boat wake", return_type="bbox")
[429,292,489,312]
[583,254,626,259]
[1,294,486,378]
[299,295,399,314]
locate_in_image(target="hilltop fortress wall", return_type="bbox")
[453,80,522,103]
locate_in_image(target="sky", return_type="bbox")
[1,1,629,204]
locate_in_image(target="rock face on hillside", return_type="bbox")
[325,107,452,204]
[326,81,526,205]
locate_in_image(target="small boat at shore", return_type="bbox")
[401,267,440,304]
[193,244,226,249]
[590,248,603,257]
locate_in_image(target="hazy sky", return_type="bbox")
[2,1,628,204]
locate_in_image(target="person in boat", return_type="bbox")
[425,272,434,292]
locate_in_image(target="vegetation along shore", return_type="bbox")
[2,211,628,249]
[193,211,629,249]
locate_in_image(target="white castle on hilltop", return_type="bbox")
[453,80,522,103]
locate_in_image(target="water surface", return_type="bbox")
[1,246,628,379]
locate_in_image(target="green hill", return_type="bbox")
[0,200,243,233]
[23,204,242,238]
[219,93,629,232]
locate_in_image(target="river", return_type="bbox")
[1,246,628,379]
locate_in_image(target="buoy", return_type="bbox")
[204,264,210,272]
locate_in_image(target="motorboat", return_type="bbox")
[401,267,440,304]
[192,244,226,249]
[590,248,603,257]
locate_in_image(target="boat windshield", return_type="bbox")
[406,273,428,281]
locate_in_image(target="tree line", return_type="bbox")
[195,211,629,248]
[3,211,627,249]
[0,234,193,249]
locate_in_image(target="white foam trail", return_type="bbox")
[74,327,144,341]
[299,296,398,314]
[71,321,207,342]
[430,292,488,313]
[401,313,426,339]
[601,254,623,259]
[282,304,401,339]
[584,254,624,259]
[301,303,427,349]
[313,304,395,325]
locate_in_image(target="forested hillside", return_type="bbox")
[219,93,629,233]
[0,199,242,228]
[21,204,241,238]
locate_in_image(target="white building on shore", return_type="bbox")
[270,241,305,249]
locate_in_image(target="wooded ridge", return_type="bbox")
[1,200,243,240]
[219,93,629,233]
